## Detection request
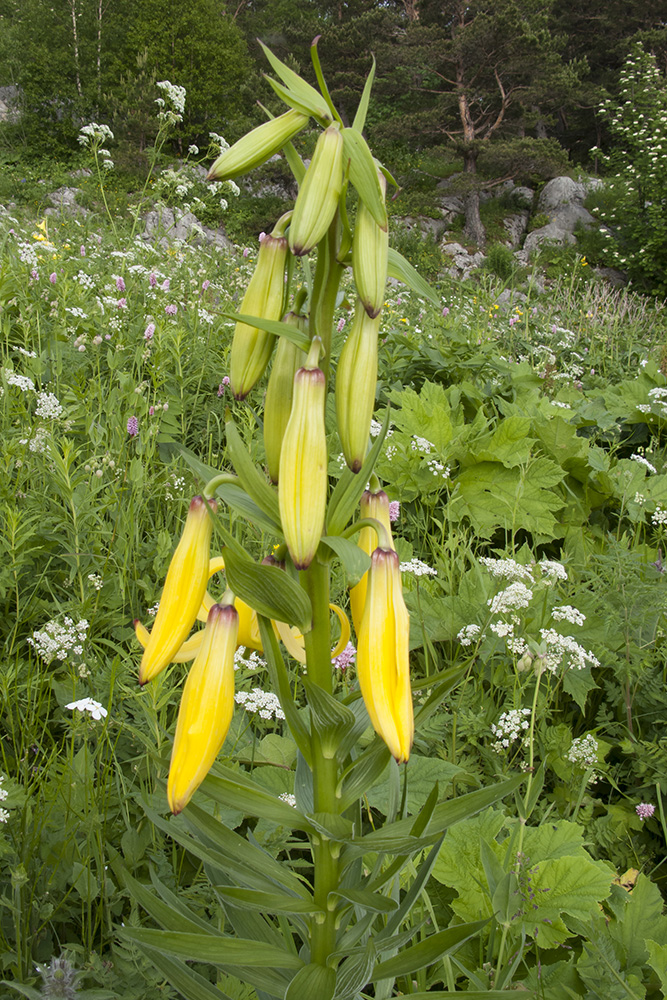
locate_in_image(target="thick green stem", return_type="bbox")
[301,558,340,965]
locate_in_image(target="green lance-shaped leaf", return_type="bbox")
[218,310,311,352]
[225,414,281,526]
[327,406,390,535]
[336,738,391,813]
[214,886,323,916]
[320,534,371,586]
[200,765,312,831]
[222,546,312,632]
[370,919,489,981]
[139,945,236,1000]
[119,928,304,970]
[257,614,312,765]
[285,963,336,1000]
[342,127,387,230]
[376,836,445,940]
[259,40,333,124]
[115,862,215,935]
[400,993,537,999]
[387,247,440,306]
[330,887,398,913]
[352,56,376,133]
[302,676,357,761]
[334,938,377,1000]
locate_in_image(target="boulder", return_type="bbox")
[503,211,530,249]
[395,214,449,240]
[142,205,232,250]
[523,222,576,258]
[440,241,485,279]
[44,186,89,218]
[538,176,587,213]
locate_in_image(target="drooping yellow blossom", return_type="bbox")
[168,602,238,814]
[138,496,216,685]
[356,547,413,763]
[349,488,394,636]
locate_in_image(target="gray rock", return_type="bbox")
[512,186,535,209]
[142,205,232,250]
[503,211,530,248]
[593,266,629,287]
[395,215,448,240]
[44,186,89,217]
[538,176,586,213]
[497,288,528,307]
[549,203,595,231]
[523,222,576,258]
[70,168,92,179]
[441,240,485,276]
[435,194,464,220]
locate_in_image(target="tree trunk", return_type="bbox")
[68,0,82,98]
[462,147,485,245]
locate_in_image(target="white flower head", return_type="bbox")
[66,697,107,721]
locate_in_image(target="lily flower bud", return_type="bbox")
[352,170,388,318]
[264,314,308,483]
[168,602,238,814]
[349,488,394,636]
[289,125,343,256]
[139,496,216,685]
[230,226,289,399]
[279,341,327,569]
[335,301,381,473]
[356,547,413,763]
[207,109,309,181]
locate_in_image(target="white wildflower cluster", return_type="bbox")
[165,472,186,501]
[490,620,515,638]
[156,80,186,123]
[3,368,35,392]
[16,347,37,358]
[427,459,450,480]
[491,708,531,753]
[567,733,598,769]
[0,775,9,823]
[457,623,481,647]
[411,435,433,454]
[539,629,600,672]
[233,647,265,671]
[552,605,586,627]
[208,131,229,154]
[66,306,88,320]
[369,419,393,438]
[78,122,114,147]
[65,697,107,721]
[487,582,533,615]
[479,557,534,582]
[74,271,96,289]
[279,792,297,807]
[18,241,39,267]
[539,560,568,583]
[21,425,50,454]
[630,453,657,474]
[507,636,527,656]
[235,688,285,720]
[35,391,63,419]
[87,573,103,591]
[652,505,667,526]
[400,558,437,577]
[28,617,89,663]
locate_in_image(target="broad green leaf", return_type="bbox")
[224,417,280,527]
[258,615,312,764]
[647,939,667,992]
[432,809,506,922]
[285,963,336,1000]
[252,732,297,768]
[342,127,387,229]
[523,855,613,947]
[387,247,439,306]
[308,811,354,842]
[371,920,488,980]
[367,755,466,816]
[452,459,565,541]
[352,56,376,133]
[218,310,310,352]
[215,886,322,915]
[327,407,390,534]
[466,415,534,468]
[119,928,303,969]
[259,41,332,122]
[222,547,312,632]
[523,817,591,863]
[320,534,371,585]
[609,873,667,969]
[0,984,42,1000]
[562,667,599,711]
[399,994,535,999]
[140,944,235,1000]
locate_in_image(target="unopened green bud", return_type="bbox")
[207,109,309,181]
[289,125,343,256]
[335,300,381,473]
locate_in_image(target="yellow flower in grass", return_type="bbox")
[168,602,238,814]
[356,547,413,763]
[138,496,216,685]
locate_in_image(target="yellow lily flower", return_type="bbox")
[356,547,413,763]
[138,496,216,685]
[168,602,238,814]
[349,488,394,636]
